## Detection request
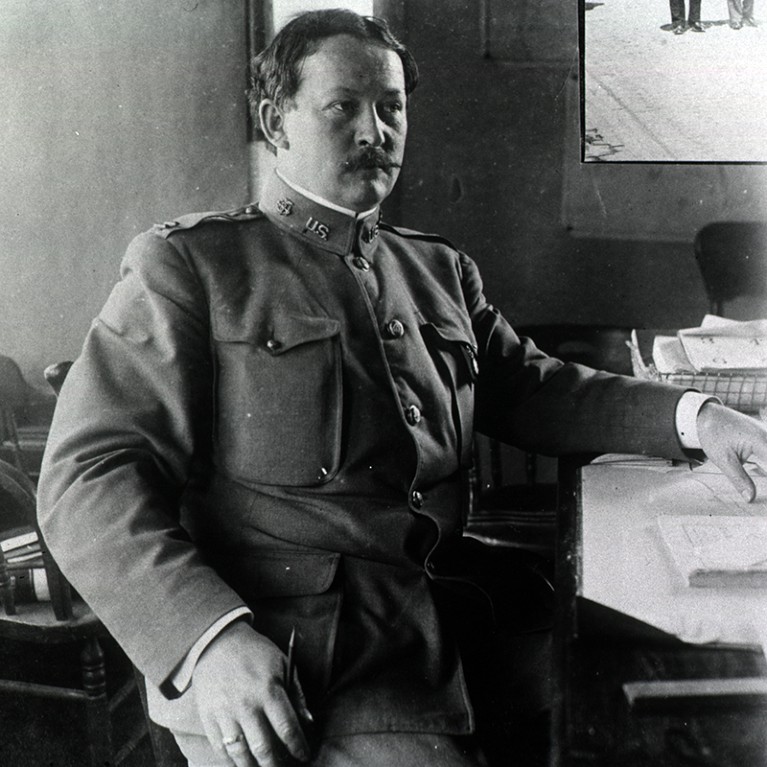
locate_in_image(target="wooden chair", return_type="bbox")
[0,456,152,766]
[693,221,767,316]
[466,325,632,558]
[0,358,156,765]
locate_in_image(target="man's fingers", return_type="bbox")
[222,732,258,767]
[718,453,757,502]
[264,687,311,762]
[192,624,311,764]
[203,711,257,767]
[696,403,767,501]
[201,714,230,761]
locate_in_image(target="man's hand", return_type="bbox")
[696,401,767,502]
[192,620,312,766]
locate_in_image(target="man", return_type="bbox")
[669,0,705,33]
[727,0,758,28]
[38,9,767,767]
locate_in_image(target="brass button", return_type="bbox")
[405,405,422,426]
[386,319,405,338]
[411,490,424,509]
[266,339,281,352]
[352,256,370,272]
[244,205,257,214]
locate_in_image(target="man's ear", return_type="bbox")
[259,100,289,151]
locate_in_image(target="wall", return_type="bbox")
[0,0,249,386]
[395,0,766,329]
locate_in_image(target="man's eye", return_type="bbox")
[331,101,355,113]
[382,101,403,114]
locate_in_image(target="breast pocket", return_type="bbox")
[421,322,478,468]
[214,314,342,486]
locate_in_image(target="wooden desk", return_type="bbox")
[553,456,767,767]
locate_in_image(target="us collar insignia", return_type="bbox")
[363,223,379,243]
[305,216,330,241]
[277,198,294,216]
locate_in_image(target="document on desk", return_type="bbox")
[657,515,767,588]
[580,456,767,651]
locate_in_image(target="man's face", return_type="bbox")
[270,34,408,211]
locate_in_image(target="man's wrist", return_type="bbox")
[675,392,720,449]
[167,607,252,694]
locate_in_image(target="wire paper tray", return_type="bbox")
[627,331,767,414]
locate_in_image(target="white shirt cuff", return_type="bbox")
[168,606,252,694]
[675,391,719,449]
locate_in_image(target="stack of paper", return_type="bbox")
[652,315,767,375]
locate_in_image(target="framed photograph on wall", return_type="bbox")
[581,0,767,163]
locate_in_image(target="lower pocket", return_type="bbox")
[217,549,342,700]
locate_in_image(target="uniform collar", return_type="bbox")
[259,171,381,257]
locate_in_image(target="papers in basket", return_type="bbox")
[652,315,767,374]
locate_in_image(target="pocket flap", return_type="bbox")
[423,321,473,347]
[214,312,340,352]
[267,315,340,355]
[422,322,479,381]
[224,550,341,600]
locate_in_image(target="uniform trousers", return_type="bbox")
[727,0,755,22]
[171,540,554,767]
[173,731,488,767]
[669,0,702,22]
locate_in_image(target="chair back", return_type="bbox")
[44,360,74,397]
[0,457,74,620]
[0,355,30,468]
[693,221,767,316]
[0,355,30,410]
[0,359,77,622]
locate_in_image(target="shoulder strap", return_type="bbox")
[153,204,265,239]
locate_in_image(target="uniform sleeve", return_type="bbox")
[37,231,247,692]
[459,253,694,460]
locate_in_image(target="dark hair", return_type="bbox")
[248,8,418,144]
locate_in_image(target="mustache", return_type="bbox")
[342,148,401,172]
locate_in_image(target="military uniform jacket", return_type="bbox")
[37,172,692,737]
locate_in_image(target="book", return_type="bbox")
[6,550,44,568]
[0,527,37,554]
[1,526,42,567]
[658,515,767,588]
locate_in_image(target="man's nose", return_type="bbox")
[355,105,385,147]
